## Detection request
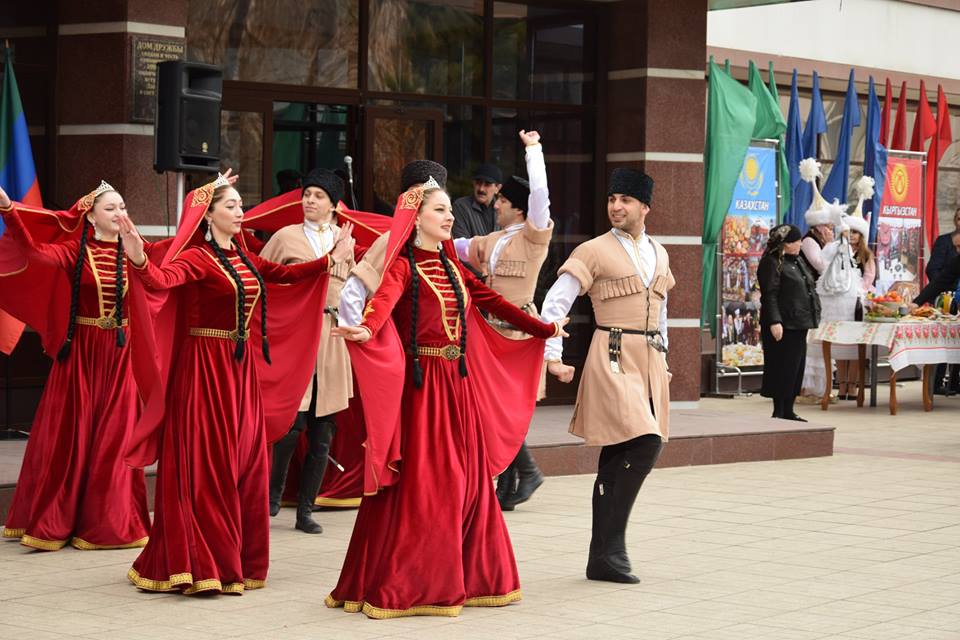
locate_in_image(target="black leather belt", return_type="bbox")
[597,325,665,373]
[323,306,339,319]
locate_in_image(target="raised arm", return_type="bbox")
[249,251,330,284]
[0,206,78,270]
[521,131,550,231]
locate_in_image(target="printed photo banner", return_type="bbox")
[875,152,925,294]
[719,142,779,368]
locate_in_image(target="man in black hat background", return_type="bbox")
[452,162,502,241]
[538,167,675,585]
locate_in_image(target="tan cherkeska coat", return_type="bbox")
[559,231,675,445]
[260,223,355,417]
[467,219,553,399]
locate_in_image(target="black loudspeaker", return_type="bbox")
[154,60,223,173]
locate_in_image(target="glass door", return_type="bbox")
[362,106,443,214]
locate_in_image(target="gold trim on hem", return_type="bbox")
[20,535,69,551]
[71,536,148,550]
[464,590,522,607]
[128,568,263,595]
[325,589,521,619]
[314,496,362,508]
[2,527,25,539]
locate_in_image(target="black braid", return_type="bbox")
[114,234,126,348]
[206,236,247,361]
[58,218,91,361]
[438,246,468,379]
[234,243,270,364]
[406,243,424,388]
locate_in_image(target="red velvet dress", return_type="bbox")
[326,247,555,618]
[1,212,150,551]
[126,245,330,594]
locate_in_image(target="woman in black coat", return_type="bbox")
[757,224,821,421]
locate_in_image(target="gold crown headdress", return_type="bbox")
[399,175,442,211]
[78,180,116,213]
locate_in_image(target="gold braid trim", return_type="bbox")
[71,536,148,550]
[464,590,522,607]
[128,568,260,595]
[2,527,25,539]
[325,590,521,619]
[128,568,193,591]
[313,496,362,508]
[20,535,69,551]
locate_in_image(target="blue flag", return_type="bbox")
[822,69,861,203]
[863,76,888,244]
[784,69,804,228]
[795,71,827,232]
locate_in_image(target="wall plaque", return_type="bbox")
[130,35,184,123]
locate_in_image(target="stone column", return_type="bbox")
[601,0,707,405]
[54,0,187,234]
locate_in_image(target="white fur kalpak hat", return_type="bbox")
[844,175,873,238]
[799,158,833,227]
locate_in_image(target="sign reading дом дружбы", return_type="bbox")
[130,35,185,124]
[720,143,778,368]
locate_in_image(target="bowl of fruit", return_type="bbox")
[865,292,903,322]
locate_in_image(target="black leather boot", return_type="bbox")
[268,421,303,517]
[501,443,544,510]
[295,418,335,534]
[586,435,661,584]
[496,466,517,511]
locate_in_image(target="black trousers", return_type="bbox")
[760,325,807,400]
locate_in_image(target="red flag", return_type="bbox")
[879,78,892,148]
[909,80,936,152]
[890,81,908,150]
[925,85,953,247]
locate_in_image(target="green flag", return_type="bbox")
[701,60,757,336]
[766,61,791,219]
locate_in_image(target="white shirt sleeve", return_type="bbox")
[453,237,472,263]
[800,237,825,274]
[660,293,669,349]
[338,275,368,327]
[539,272,581,361]
[524,144,551,231]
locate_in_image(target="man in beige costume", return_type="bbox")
[338,160,448,324]
[540,168,674,584]
[262,169,355,534]
[453,129,553,511]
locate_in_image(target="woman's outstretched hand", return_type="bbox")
[116,214,146,266]
[331,325,371,343]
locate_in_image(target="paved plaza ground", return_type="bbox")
[1,380,958,639]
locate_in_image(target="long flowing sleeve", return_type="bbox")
[249,252,329,284]
[131,249,207,290]
[524,144,551,230]
[0,207,76,269]
[539,273,581,360]
[461,267,556,339]
[338,274,368,326]
[358,258,411,336]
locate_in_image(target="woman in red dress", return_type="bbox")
[327,179,568,618]
[118,174,354,594]
[0,181,151,551]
